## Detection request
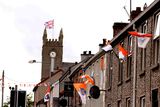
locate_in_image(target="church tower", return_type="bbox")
[41,28,63,81]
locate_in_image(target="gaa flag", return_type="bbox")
[128,31,152,37]
[44,20,54,29]
[79,75,95,85]
[118,44,128,61]
[73,83,87,104]
[44,85,50,102]
[137,37,150,48]
[52,81,59,97]
[128,31,152,48]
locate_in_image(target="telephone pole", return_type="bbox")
[1,70,4,107]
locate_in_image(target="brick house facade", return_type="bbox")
[68,0,160,107]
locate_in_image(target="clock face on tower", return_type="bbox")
[50,51,56,57]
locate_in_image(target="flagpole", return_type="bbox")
[52,19,54,38]
[47,102,49,107]
[130,0,132,21]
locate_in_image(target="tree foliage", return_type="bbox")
[26,93,34,107]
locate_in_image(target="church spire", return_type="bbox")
[59,28,63,43]
[43,28,47,44]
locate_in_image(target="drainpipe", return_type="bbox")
[133,25,137,107]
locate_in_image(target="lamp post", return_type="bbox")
[28,59,42,107]
[9,85,18,107]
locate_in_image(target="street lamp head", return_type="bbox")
[28,60,36,63]
[9,86,15,90]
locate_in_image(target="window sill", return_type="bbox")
[150,63,159,70]
[125,77,131,83]
[107,86,111,91]
[117,81,122,86]
[139,70,145,77]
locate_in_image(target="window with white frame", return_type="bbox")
[118,100,121,107]
[140,96,145,107]
[152,89,158,107]
[126,97,131,107]
[154,12,160,39]
[108,104,111,107]
[141,21,147,71]
[118,60,123,83]
[118,42,123,84]
[108,51,113,89]
[153,12,160,65]
[127,35,132,79]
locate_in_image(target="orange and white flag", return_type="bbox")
[128,31,152,48]
[118,44,128,61]
[73,83,87,104]
[137,37,150,48]
[128,31,152,37]
[79,75,95,85]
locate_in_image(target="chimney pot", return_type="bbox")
[81,51,94,61]
[75,62,78,64]
[113,22,128,37]
[136,7,141,11]
[143,3,147,10]
[130,7,142,20]
[83,51,87,54]
[103,39,106,45]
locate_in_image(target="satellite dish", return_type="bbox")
[89,85,100,99]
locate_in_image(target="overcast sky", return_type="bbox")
[0,0,154,103]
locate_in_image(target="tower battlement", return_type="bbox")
[43,28,63,46]
[45,39,62,46]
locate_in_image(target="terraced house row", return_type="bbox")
[33,0,160,107]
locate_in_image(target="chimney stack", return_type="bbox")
[81,51,94,61]
[130,7,142,20]
[113,22,128,37]
[99,38,108,50]
[99,39,111,51]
